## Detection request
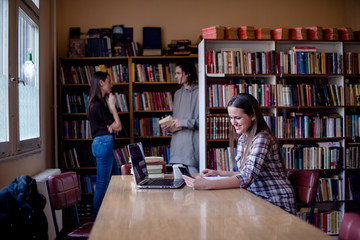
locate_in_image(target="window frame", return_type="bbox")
[0,0,41,160]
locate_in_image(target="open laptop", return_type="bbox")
[127,143,185,189]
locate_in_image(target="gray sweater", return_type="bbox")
[170,85,199,168]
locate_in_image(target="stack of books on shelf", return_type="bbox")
[164,40,197,56]
[271,27,289,40]
[201,25,359,41]
[202,25,225,39]
[323,28,339,40]
[255,28,271,40]
[238,26,255,39]
[338,27,354,40]
[225,27,239,40]
[289,27,307,40]
[306,26,323,40]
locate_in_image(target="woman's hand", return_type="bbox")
[182,175,210,190]
[107,93,117,108]
[201,169,219,177]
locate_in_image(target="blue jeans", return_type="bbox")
[91,135,120,220]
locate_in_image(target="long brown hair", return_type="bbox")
[227,93,285,171]
[87,71,109,117]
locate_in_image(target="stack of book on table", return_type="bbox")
[145,156,165,178]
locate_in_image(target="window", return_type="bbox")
[0,0,40,159]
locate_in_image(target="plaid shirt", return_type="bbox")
[235,131,296,214]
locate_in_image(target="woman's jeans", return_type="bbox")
[91,134,120,220]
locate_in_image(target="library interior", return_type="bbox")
[0,0,360,239]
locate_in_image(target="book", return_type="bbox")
[145,156,164,163]
[142,27,162,56]
[290,46,316,52]
[159,115,181,133]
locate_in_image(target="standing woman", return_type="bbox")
[183,93,296,214]
[162,62,199,173]
[87,71,122,220]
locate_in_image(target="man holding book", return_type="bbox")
[161,62,199,173]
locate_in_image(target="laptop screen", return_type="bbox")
[127,143,148,184]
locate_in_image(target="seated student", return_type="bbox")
[183,93,296,214]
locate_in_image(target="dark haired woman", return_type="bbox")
[162,62,199,173]
[87,71,122,220]
[183,93,296,214]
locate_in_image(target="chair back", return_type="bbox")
[121,164,132,175]
[47,171,81,210]
[339,212,360,240]
[287,169,319,205]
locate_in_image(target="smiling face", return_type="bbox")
[227,106,255,136]
[100,77,112,97]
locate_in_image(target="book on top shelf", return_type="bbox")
[159,115,181,133]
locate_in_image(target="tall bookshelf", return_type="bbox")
[58,55,197,218]
[199,39,360,235]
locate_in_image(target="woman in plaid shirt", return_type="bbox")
[183,93,296,214]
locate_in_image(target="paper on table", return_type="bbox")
[203,176,229,180]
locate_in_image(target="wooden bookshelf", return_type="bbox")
[199,39,360,235]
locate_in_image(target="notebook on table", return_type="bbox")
[127,142,185,189]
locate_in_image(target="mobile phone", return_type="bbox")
[178,166,193,178]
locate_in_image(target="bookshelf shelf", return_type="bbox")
[199,39,360,235]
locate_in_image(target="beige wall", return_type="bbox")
[0,0,55,188]
[57,0,360,58]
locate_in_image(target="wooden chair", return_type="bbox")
[121,164,132,175]
[46,171,93,239]
[338,212,360,240]
[287,169,319,223]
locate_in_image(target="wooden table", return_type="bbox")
[89,175,331,240]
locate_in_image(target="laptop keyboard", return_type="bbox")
[147,178,175,186]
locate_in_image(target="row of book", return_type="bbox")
[345,84,360,106]
[277,50,343,75]
[278,84,343,107]
[344,52,360,75]
[62,148,96,168]
[143,145,170,164]
[348,175,360,201]
[207,147,237,172]
[63,120,92,139]
[133,117,166,137]
[207,83,276,108]
[346,146,360,169]
[202,25,358,41]
[65,92,128,113]
[277,113,343,139]
[86,27,139,57]
[64,93,88,113]
[305,210,342,234]
[282,142,343,170]
[345,115,360,137]
[206,49,276,75]
[133,92,173,111]
[135,63,177,82]
[78,174,96,194]
[317,176,343,202]
[113,147,129,166]
[60,64,129,85]
[207,116,230,140]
